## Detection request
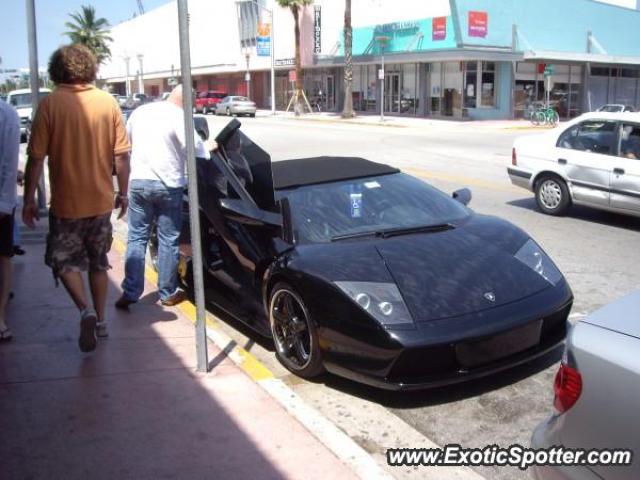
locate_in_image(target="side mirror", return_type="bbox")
[452,188,472,206]
[218,198,282,228]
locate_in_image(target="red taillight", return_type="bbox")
[553,363,582,413]
[512,147,517,166]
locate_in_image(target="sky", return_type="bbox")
[0,0,171,70]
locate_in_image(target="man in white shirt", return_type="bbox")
[116,85,216,308]
[0,100,20,341]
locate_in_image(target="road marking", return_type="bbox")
[402,167,521,194]
[110,234,393,479]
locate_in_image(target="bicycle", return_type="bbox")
[530,106,559,127]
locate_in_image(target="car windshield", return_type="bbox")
[278,173,470,244]
[598,105,622,112]
[9,92,49,108]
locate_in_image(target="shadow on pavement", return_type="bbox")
[507,197,640,232]
[0,238,341,480]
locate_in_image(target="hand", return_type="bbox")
[22,200,39,229]
[205,139,218,152]
[115,194,129,220]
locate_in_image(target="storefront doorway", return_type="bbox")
[384,72,401,114]
[324,74,336,111]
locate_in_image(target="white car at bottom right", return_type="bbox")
[530,290,640,480]
[508,112,640,218]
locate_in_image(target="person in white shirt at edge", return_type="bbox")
[116,85,217,309]
[0,100,20,341]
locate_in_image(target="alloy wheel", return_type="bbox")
[270,289,312,371]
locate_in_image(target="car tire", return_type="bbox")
[269,282,324,379]
[249,113,256,118]
[535,174,570,216]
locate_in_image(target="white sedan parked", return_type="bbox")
[214,96,256,117]
[508,112,640,217]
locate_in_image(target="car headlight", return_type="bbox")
[514,239,562,286]
[334,281,413,326]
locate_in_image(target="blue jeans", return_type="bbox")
[122,180,183,302]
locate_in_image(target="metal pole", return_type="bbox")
[26,0,46,210]
[137,54,144,93]
[380,48,385,122]
[245,53,251,98]
[177,0,209,372]
[270,8,276,115]
[124,56,131,97]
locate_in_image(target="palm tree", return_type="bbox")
[276,0,313,115]
[64,5,113,65]
[341,0,355,118]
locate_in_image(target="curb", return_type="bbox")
[111,234,394,480]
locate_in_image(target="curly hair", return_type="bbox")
[48,44,97,85]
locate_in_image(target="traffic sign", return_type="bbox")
[543,64,554,76]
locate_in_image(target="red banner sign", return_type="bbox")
[468,11,488,38]
[432,17,447,41]
[288,70,297,83]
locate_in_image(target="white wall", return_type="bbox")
[100,0,295,81]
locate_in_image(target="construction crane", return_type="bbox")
[137,0,145,15]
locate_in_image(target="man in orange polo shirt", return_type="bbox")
[23,44,130,353]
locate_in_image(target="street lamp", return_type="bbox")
[137,53,144,94]
[243,50,251,99]
[375,35,389,122]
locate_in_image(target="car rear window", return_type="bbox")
[209,92,227,98]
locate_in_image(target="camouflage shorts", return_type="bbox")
[45,213,113,280]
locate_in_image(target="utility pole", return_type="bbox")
[177,0,209,372]
[26,0,47,209]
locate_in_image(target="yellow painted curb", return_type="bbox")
[403,167,520,194]
[111,232,274,382]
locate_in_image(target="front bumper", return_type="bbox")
[321,281,573,391]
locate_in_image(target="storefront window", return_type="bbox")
[430,62,441,114]
[464,61,477,108]
[442,61,462,117]
[515,62,538,118]
[401,63,418,115]
[481,62,496,107]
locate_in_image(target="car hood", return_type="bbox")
[376,216,553,322]
[292,215,556,323]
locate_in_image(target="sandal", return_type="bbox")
[0,327,13,342]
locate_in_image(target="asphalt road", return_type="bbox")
[201,114,640,480]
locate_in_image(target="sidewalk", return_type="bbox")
[254,109,557,131]
[0,221,358,480]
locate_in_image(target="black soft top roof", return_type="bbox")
[272,156,400,190]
